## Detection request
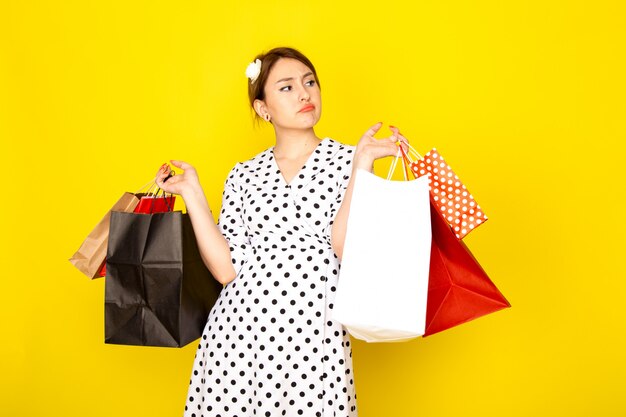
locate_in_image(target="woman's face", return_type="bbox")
[258,58,322,130]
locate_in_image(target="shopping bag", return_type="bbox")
[401,146,487,239]
[134,192,176,214]
[105,210,223,347]
[69,192,140,279]
[134,175,177,215]
[333,166,432,343]
[98,189,176,277]
[424,202,510,336]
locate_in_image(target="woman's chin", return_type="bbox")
[300,113,321,128]
[277,119,320,131]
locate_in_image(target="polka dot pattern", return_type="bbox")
[409,148,487,239]
[184,138,358,417]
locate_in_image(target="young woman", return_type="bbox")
[156,47,408,417]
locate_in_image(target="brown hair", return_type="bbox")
[247,47,321,121]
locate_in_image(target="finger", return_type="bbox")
[162,171,175,183]
[364,122,383,137]
[383,135,409,155]
[155,162,168,176]
[388,126,402,144]
[155,165,169,180]
[162,164,175,179]
[383,132,398,144]
[156,173,179,189]
[378,136,401,151]
[396,132,409,144]
[170,159,192,170]
[155,171,170,186]
[389,126,409,143]
[388,130,410,154]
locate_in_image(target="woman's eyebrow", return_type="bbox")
[275,72,314,84]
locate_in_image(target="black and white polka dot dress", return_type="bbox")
[184,138,358,417]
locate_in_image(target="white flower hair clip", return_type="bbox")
[245,59,262,84]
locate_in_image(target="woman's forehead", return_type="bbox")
[268,58,313,81]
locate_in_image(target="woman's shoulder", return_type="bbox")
[222,145,276,186]
[236,146,273,170]
[326,137,355,151]
[323,138,355,181]
[224,145,271,173]
[324,138,356,165]
[320,137,355,164]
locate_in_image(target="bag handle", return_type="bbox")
[148,186,175,213]
[135,178,157,194]
[150,171,175,213]
[405,142,424,163]
[135,172,176,213]
[134,170,175,195]
[386,142,432,182]
[386,144,419,181]
[386,147,404,181]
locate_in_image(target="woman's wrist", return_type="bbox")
[181,183,209,208]
[352,152,375,172]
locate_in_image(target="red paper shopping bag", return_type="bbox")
[423,202,510,336]
[134,193,176,214]
[404,147,487,239]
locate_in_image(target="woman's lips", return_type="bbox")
[299,105,315,113]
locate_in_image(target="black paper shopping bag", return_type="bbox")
[105,210,222,347]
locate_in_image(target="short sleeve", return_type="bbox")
[323,146,355,243]
[217,163,252,277]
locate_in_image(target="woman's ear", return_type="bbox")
[253,99,267,119]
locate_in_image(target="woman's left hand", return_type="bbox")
[353,122,409,171]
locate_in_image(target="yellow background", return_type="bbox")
[1,0,625,416]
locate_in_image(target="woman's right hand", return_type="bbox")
[155,160,201,198]
[353,123,409,171]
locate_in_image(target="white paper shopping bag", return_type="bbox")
[332,168,432,343]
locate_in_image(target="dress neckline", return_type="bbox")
[270,137,329,186]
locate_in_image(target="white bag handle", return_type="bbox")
[386,147,407,181]
[405,142,424,163]
[386,142,425,181]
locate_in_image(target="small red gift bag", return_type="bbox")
[133,193,176,214]
[134,173,176,214]
[401,146,487,239]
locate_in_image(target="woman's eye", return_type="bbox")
[306,80,316,86]
[280,85,292,92]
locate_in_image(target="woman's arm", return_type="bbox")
[182,185,237,285]
[156,161,237,285]
[330,124,408,260]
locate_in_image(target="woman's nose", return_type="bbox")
[298,85,310,101]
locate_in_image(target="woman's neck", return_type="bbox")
[273,128,322,159]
